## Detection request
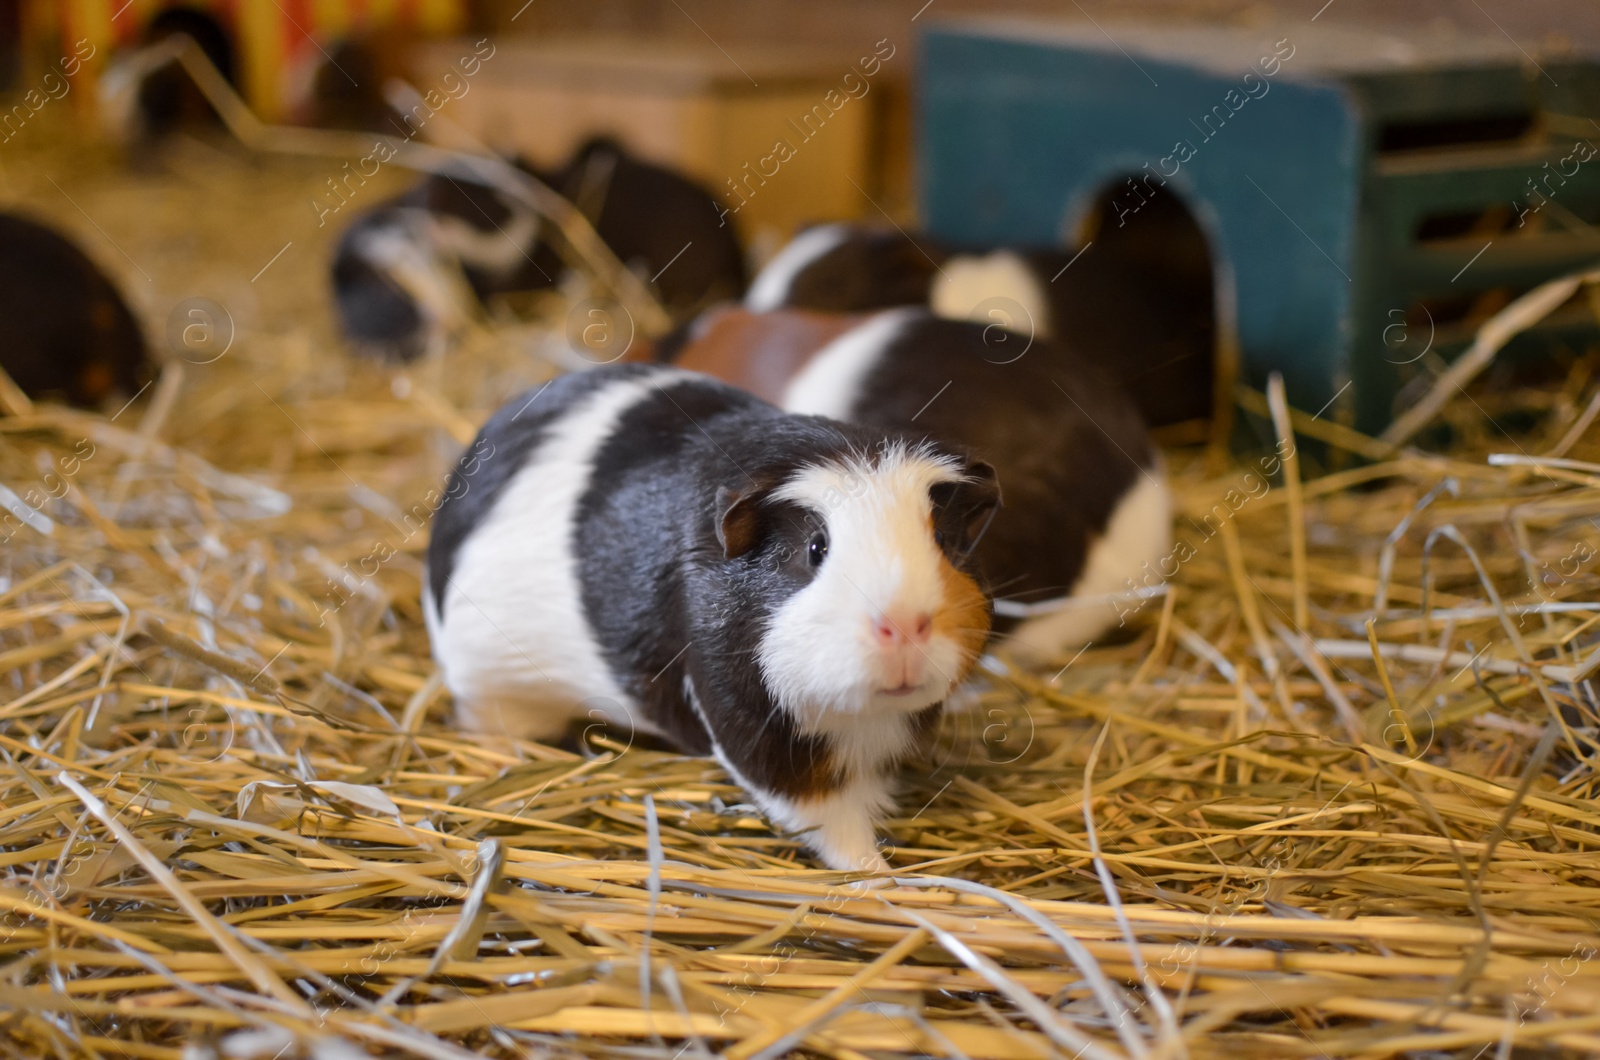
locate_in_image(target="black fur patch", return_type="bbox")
[329,221,429,363]
[426,366,651,614]
[136,7,235,138]
[1023,241,1214,427]
[421,171,516,232]
[557,139,746,316]
[413,170,559,297]
[779,226,946,313]
[0,211,149,406]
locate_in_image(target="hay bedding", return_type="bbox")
[1,137,1599,1060]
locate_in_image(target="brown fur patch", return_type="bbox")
[935,558,991,682]
[767,734,837,800]
[667,307,868,403]
[78,359,114,403]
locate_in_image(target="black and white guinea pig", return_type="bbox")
[659,306,1170,661]
[330,174,530,363]
[424,364,999,871]
[0,211,150,409]
[744,194,1215,429]
[332,138,745,362]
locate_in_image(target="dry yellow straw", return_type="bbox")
[1267,372,1310,630]
[3,133,1599,1059]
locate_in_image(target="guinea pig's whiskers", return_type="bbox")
[964,505,1000,556]
[983,573,1034,597]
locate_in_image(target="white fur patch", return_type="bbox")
[430,371,694,741]
[715,741,896,872]
[758,442,970,728]
[351,211,472,356]
[929,250,1053,338]
[779,307,920,421]
[1007,466,1173,661]
[744,223,853,311]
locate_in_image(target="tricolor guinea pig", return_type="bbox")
[658,306,1171,660]
[424,364,1000,871]
[744,194,1215,428]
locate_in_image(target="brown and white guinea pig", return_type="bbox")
[744,192,1215,429]
[332,138,745,362]
[0,211,150,409]
[424,363,999,871]
[655,306,1170,660]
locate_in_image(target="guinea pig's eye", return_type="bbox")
[807,530,829,568]
[934,529,947,550]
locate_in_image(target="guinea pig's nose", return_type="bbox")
[872,611,934,647]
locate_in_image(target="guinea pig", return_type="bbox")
[331,138,744,362]
[0,211,150,409]
[658,306,1170,660]
[558,137,747,315]
[329,183,519,363]
[298,35,412,133]
[424,363,1000,871]
[745,223,945,316]
[98,5,238,151]
[744,191,1215,428]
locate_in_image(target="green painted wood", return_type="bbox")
[920,19,1600,435]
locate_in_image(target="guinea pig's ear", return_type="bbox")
[932,461,1002,554]
[715,484,768,559]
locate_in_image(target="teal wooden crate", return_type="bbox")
[920,20,1600,435]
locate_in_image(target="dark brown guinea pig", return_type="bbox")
[424,364,1000,871]
[129,6,237,143]
[658,306,1172,661]
[0,212,150,409]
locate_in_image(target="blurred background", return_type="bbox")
[6,0,1597,230]
[3,0,1600,442]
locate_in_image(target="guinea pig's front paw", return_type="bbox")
[825,843,890,876]
[757,777,896,875]
[802,805,891,875]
